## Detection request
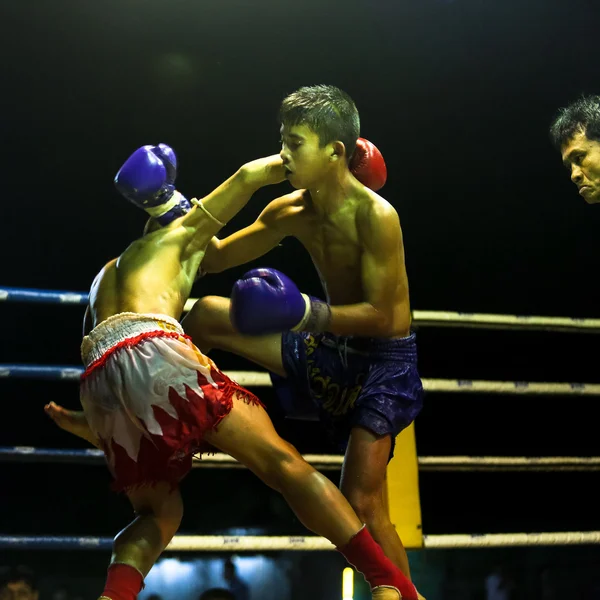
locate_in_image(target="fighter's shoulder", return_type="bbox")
[100,257,118,276]
[260,190,311,225]
[264,189,308,212]
[357,189,400,228]
[90,258,117,287]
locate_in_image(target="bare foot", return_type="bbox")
[44,402,100,448]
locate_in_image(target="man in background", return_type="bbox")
[222,560,249,600]
[0,566,39,600]
[550,94,600,204]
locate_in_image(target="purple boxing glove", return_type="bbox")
[114,143,191,227]
[230,268,331,335]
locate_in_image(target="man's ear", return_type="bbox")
[329,140,346,162]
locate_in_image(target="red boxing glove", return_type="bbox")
[349,137,387,191]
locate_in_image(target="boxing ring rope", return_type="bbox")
[3,285,600,551]
[2,531,600,551]
[408,310,600,333]
[3,447,600,472]
[2,364,600,395]
[2,285,600,333]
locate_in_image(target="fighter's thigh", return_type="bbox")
[182,295,285,377]
[340,427,391,502]
[204,394,301,483]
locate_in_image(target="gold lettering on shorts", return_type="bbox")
[304,334,319,357]
[303,334,365,417]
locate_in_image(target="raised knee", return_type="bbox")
[182,295,231,341]
[137,492,184,537]
[186,296,221,327]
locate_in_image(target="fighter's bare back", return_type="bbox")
[87,207,209,331]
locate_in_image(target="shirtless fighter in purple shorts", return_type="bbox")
[182,85,424,586]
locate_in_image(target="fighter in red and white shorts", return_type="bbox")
[80,312,260,491]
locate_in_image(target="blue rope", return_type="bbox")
[0,536,112,550]
[0,287,88,305]
[0,447,103,463]
[0,365,83,380]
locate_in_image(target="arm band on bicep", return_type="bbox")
[191,198,226,228]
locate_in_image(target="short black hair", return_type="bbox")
[549,94,600,149]
[0,565,38,591]
[279,84,360,160]
[199,588,235,600]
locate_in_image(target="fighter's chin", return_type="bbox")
[583,190,600,204]
[286,173,304,189]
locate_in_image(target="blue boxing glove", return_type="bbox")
[114,143,191,226]
[230,268,331,335]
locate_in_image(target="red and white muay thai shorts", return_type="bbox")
[80,312,261,492]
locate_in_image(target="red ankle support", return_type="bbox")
[102,563,144,600]
[337,526,418,600]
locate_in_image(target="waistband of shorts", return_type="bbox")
[320,331,418,362]
[80,312,184,367]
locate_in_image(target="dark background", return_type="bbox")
[1,0,600,571]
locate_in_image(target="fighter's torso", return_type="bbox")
[87,225,205,330]
[295,195,364,304]
[282,189,412,336]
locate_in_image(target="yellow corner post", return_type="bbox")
[384,422,423,549]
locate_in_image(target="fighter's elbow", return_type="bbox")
[202,239,225,273]
[200,259,224,274]
[371,309,395,337]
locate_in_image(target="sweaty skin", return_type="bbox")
[201,123,411,338]
[48,156,285,444]
[202,184,411,337]
[90,158,289,327]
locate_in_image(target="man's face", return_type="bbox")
[561,131,600,204]
[0,581,38,600]
[279,123,333,189]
